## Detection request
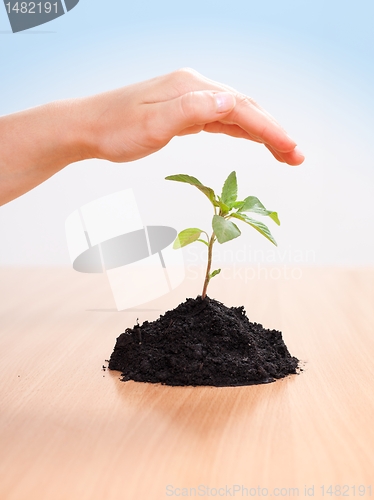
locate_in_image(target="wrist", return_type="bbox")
[47,98,95,164]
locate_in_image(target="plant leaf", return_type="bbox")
[231,213,277,246]
[197,238,209,247]
[165,174,216,205]
[240,196,280,225]
[210,269,221,279]
[173,228,204,249]
[212,215,241,244]
[232,200,245,209]
[220,171,237,209]
[216,198,230,215]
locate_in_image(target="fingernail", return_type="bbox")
[294,146,305,159]
[214,92,236,113]
[285,134,297,148]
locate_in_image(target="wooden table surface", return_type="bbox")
[0,267,373,500]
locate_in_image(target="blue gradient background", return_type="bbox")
[0,0,373,266]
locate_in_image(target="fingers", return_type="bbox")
[266,144,305,165]
[145,69,304,165]
[161,69,296,146]
[284,147,305,165]
[227,96,297,153]
[202,122,256,140]
[151,90,236,139]
[266,144,285,162]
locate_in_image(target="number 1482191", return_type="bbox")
[5,2,59,14]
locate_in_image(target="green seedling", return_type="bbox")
[165,171,280,300]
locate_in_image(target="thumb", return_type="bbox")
[155,91,236,137]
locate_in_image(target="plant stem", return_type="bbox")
[201,232,215,300]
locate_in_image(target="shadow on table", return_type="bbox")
[108,369,298,437]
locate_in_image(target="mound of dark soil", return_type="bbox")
[108,296,299,387]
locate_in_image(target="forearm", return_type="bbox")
[0,99,91,205]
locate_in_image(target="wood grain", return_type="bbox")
[0,267,373,500]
